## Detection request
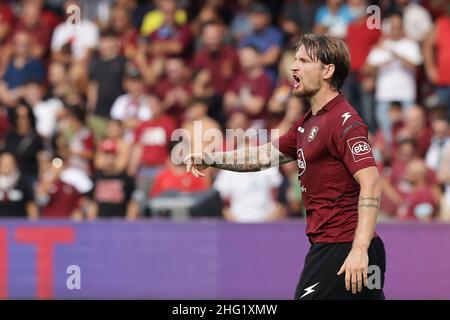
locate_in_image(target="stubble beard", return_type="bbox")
[292,84,320,99]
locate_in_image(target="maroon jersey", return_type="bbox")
[134,115,177,167]
[396,186,438,221]
[41,179,82,218]
[274,94,377,243]
[192,46,241,94]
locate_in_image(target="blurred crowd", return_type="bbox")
[0,0,449,222]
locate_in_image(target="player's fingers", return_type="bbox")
[183,154,192,165]
[337,262,346,275]
[363,267,368,287]
[184,156,192,173]
[193,167,201,178]
[345,268,351,291]
[186,161,192,173]
[351,271,357,294]
[357,270,363,292]
[197,170,205,177]
[192,166,205,177]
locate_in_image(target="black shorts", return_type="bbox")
[294,237,386,300]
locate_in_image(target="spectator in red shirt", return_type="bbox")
[129,98,177,171]
[396,158,440,221]
[389,138,417,187]
[0,1,13,37]
[381,138,438,216]
[395,105,433,158]
[343,2,381,133]
[0,106,9,144]
[109,4,139,59]
[36,157,93,220]
[392,138,437,187]
[423,8,450,120]
[155,56,193,124]
[128,96,177,212]
[150,143,208,198]
[94,119,131,174]
[224,45,273,129]
[192,20,240,95]
[189,4,222,49]
[12,0,53,59]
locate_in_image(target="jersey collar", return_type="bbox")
[316,93,345,115]
[297,93,345,125]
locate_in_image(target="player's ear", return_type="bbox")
[322,64,335,81]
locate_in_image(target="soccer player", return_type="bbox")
[184,34,386,300]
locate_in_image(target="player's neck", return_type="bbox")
[309,88,339,116]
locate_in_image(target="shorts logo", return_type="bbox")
[347,136,373,162]
[297,148,306,176]
[308,126,319,142]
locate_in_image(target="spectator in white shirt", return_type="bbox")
[213,166,285,223]
[22,80,63,143]
[366,12,422,142]
[213,116,285,222]
[110,66,154,142]
[395,0,433,42]
[51,0,100,63]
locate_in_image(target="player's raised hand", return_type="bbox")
[183,152,210,178]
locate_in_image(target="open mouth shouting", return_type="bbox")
[292,74,301,89]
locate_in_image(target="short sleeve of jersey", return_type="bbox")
[329,122,376,175]
[271,121,300,160]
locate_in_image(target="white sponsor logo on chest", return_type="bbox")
[297,148,307,176]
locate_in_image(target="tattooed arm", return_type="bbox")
[353,166,382,248]
[337,166,382,293]
[184,143,295,177]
